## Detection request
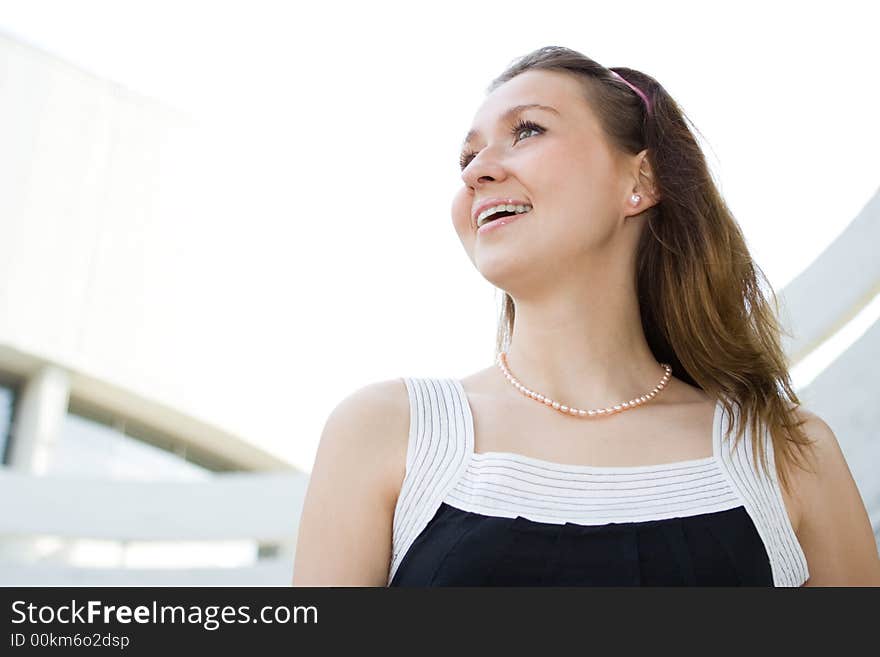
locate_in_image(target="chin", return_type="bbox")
[474,253,536,293]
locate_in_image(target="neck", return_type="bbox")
[501,285,665,410]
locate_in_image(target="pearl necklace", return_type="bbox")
[496,351,673,418]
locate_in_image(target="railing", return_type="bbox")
[0,469,309,585]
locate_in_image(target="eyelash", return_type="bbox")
[459,119,545,171]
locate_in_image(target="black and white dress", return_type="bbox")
[387,377,809,587]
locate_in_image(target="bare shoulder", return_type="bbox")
[320,378,411,504]
[785,406,846,512]
[325,378,409,427]
[291,378,410,586]
[787,405,880,586]
[789,406,843,479]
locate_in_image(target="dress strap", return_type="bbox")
[713,399,810,586]
[387,377,472,585]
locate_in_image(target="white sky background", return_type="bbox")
[0,0,877,473]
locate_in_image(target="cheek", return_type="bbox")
[450,188,473,236]
[544,148,614,219]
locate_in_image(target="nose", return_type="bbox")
[461,145,507,189]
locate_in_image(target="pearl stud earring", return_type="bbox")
[630,194,641,205]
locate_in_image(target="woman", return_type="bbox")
[292,46,880,586]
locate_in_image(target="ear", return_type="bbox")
[633,149,660,205]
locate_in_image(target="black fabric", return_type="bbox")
[390,502,774,586]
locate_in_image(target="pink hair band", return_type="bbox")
[610,70,652,115]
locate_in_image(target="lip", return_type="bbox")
[472,197,531,227]
[477,209,529,235]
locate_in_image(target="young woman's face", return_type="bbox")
[451,69,638,295]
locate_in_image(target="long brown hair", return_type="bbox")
[486,46,816,495]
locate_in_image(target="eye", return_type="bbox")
[511,118,544,143]
[459,119,545,171]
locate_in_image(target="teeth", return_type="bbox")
[477,203,532,227]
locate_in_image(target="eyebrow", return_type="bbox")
[461,103,560,148]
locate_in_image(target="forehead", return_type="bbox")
[463,69,592,145]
